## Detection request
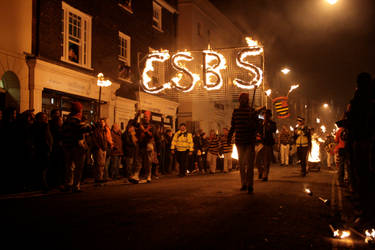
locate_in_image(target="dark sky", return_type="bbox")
[212,0,375,107]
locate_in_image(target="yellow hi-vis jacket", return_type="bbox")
[171,130,194,152]
[295,126,309,148]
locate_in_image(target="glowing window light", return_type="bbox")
[141,50,171,94]
[202,50,226,90]
[171,52,200,93]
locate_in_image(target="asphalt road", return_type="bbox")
[1,165,371,249]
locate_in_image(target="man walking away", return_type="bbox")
[256,109,277,181]
[228,93,260,194]
[171,123,194,177]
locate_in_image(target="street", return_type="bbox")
[2,165,369,250]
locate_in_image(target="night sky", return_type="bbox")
[212,0,375,107]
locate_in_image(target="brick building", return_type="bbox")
[0,0,179,129]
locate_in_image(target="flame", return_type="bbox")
[233,37,263,90]
[290,126,294,131]
[365,229,375,243]
[245,37,262,48]
[288,84,299,95]
[320,125,326,133]
[304,188,312,194]
[171,51,200,93]
[281,68,291,75]
[141,50,171,93]
[231,144,238,160]
[308,136,320,162]
[340,231,351,239]
[316,118,320,124]
[276,129,279,134]
[333,229,340,238]
[318,137,325,143]
[203,50,227,90]
[265,89,272,97]
[97,73,112,87]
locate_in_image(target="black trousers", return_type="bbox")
[175,150,189,176]
[297,147,309,175]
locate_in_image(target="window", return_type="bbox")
[119,0,133,14]
[118,32,131,66]
[61,2,92,69]
[152,2,162,31]
[118,32,131,82]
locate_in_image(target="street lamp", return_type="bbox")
[281,67,291,75]
[97,73,112,119]
[323,103,329,108]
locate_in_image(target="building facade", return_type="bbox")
[0,0,179,130]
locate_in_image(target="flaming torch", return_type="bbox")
[231,144,239,160]
[308,134,321,172]
[365,229,375,244]
[287,84,299,97]
[320,125,326,133]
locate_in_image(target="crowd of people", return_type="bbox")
[0,72,373,221]
[0,103,241,194]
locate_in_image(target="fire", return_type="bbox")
[171,51,200,92]
[318,137,325,143]
[308,135,320,163]
[233,37,263,90]
[265,89,272,97]
[245,37,262,48]
[320,125,326,133]
[290,126,294,131]
[231,144,238,160]
[304,188,312,195]
[365,229,375,243]
[316,118,320,124]
[141,50,171,93]
[340,231,351,239]
[97,73,112,87]
[203,50,227,90]
[288,84,299,95]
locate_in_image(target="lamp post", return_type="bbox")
[97,73,112,119]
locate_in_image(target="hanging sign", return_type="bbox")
[273,96,290,119]
[141,38,263,94]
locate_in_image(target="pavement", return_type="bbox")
[1,164,374,249]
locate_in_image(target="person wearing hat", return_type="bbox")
[61,102,86,192]
[255,109,277,181]
[228,93,261,194]
[171,123,194,177]
[294,116,311,177]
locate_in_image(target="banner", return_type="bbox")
[273,96,290,119]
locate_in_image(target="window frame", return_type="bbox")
[61,1,92,69]
[152,1,162,32]
[118,32,131,66]
[118,0,133,14]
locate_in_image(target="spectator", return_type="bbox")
[207,129,220,174]
[279,126,290,166]
[110,123,124,180]
[221,128,233,173]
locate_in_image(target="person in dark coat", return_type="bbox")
[228,93,261,194]
[32,112,53,192]
[61,102,87,192]
[255,109,277,181]
[110,123,124,180]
